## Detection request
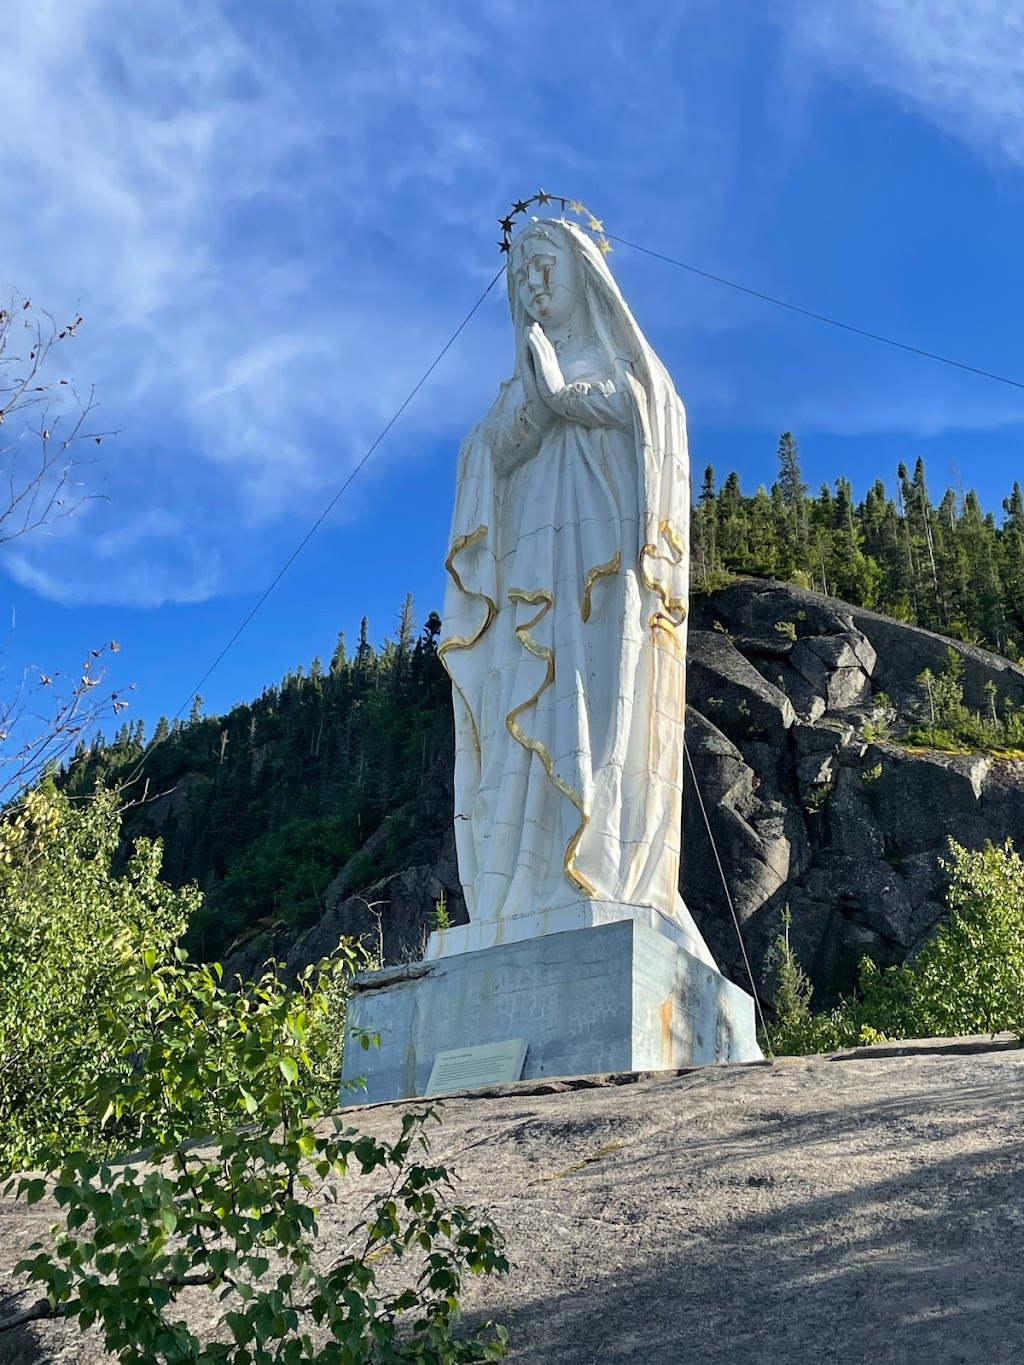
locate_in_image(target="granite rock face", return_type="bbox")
[684,578,1024,999]
[250,578,1024,1004]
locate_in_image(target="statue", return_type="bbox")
[440,207,716,967]
[339,203,763,1102]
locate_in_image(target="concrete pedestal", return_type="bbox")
[341,909,762,1105]
[423,897,713,966]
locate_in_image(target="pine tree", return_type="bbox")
[329,632,347,677]
[356,618,372,668]
[396,594,416,660]
[693,464,719,586]
[776,432,807,550]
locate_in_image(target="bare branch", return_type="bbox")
[0,1295,60,1334]
[0,292,110,546]
[0,642,131,805]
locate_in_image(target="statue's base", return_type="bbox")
[340,907,762,1106]
[423,898,714,966]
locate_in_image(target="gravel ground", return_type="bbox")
[3,1037,1023,1364]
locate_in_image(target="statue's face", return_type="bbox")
[513,235,576,328]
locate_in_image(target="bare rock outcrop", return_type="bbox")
[685,578,1024,999]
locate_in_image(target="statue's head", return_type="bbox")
[509,222,578,330]
[505,215,656,390]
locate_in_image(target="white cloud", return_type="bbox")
[780,0,1024,165]
[0,0,521,605]
[19,0,1008,606]
[1,0,764,607]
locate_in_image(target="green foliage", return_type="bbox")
[766,840,1024,1054]
[689,451,1024,660]
[0,786,199,1172]
[910,841,1024,1036]
[190,810,360,956]
[802,781,832,815]
[65,607,453,964]
[58,451,1024,971]
[904,649,1024,755]
[761,908,842,1055]
[8,948,509,1363]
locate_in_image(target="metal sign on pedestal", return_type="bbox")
[425,1039,528,1096]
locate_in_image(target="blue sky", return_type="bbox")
[2,0,1024,733]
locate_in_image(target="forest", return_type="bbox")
[693,434,1024,657]
[65,435,1024,963]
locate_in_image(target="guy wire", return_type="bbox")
[114,263,506,794]
[170,264,507,723]
[609,233,1024,392]
[683,737,773,1052]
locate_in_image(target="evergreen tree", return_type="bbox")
[329,631,347,676]
[776,432,807,549]
[59,441,1024,970]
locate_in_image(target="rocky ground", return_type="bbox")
[3,1038,1023,1364]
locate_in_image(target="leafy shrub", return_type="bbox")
[909,840,1024,1036]
[0,786,198,1171]
[766,839,1024,1054]
[904,649,1024,755]
[9,948,508,1362]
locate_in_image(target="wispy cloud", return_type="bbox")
[0,1,516,604]
[0,0,761,607]
[779,0,1024,165]
[7,0,1019,610]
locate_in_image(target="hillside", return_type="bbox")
[3,1037,1022,1363]
[182,577,1024,1013]
[64,572,1024,1008]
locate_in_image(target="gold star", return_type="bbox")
[588,216,604,233]
[499,216,514,234]
[498,238,511,253]
[569,200,584,213]
[512,199,530,215]
[537,188,552,204]
[597,236,613,254]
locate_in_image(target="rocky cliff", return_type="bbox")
[230,578,1024,1005]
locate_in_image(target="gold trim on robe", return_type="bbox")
[581,550,621,623]
[505,587,598,898]
[439,525,497,761]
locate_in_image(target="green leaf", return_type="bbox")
[21,1178,47,1205]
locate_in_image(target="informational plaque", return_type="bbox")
[425,1038,528,1096]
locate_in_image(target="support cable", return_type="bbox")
[173,231,1024,715]
[169,264,507,721]
[609,233,1024,393]
[683,738,773,1053]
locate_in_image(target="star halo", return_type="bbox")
[498,191,613,257]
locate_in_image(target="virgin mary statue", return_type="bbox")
[441,216,715,967]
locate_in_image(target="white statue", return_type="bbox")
[440,212,715,966]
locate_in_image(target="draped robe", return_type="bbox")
[441,221,714,966]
